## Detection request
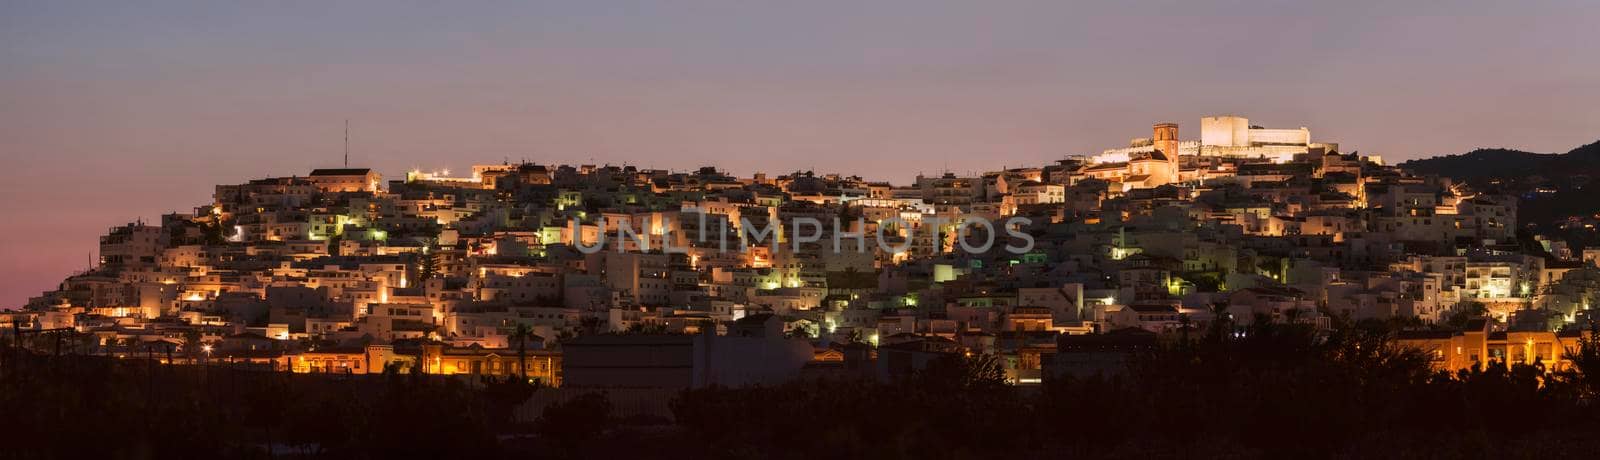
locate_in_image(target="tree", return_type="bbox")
[846,329,865,344]
[536,392,613,449]
[510,324,535,381]
[481,376,539,428]
[913,353,1008,392]
[579,316,604,336]
[624,322,667,334]
[182,329,203,363]
[1559,318,1600,399]
[1444,301,1488,330]
[1178,313,1193,345]
[1206,301,1233,342]
[415,250,440,283]
[785,321,819,339]
[203,220,230,246]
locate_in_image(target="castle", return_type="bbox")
[1083,115,1343,189]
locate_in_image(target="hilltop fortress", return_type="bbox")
[1081,115,1361,190]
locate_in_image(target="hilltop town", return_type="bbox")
[7,115,1600,388]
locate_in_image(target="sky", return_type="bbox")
[2,0,1598,307]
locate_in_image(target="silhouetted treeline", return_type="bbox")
[0,350,530,459]
[664,321,1600,459]
[4,320,1600,459]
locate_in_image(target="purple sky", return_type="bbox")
[2,0,1597,307]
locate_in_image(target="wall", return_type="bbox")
[1247,127,1310,146]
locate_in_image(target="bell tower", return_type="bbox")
[1153,123,1178,164]
[1153,123,1179,184]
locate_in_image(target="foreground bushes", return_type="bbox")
[0,354,525,459]
[669,322,1600,459]
[3,321,1599,459]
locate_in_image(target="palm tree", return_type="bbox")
[1207,301,1232,342]
[1178,313,1193,346]
[510,324,534,381]
[183,329,203,363]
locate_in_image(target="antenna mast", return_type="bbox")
[343,119,350,167]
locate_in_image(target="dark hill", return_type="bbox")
[1401,139,1600,236]
[1400,140,1600,181]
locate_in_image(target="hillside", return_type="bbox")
[1400,140,1600,181]
[1401,140,1600,245]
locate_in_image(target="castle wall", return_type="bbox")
[1248,127,1310,146]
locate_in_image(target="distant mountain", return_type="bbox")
[1400,140,1600,181]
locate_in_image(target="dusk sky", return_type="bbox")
[2,0,1597,307]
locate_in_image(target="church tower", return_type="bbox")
[1153,122,1179,184]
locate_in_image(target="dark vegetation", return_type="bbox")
[667,320,1600,459]
[0,348,531,459]
[6,319,1600,459]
